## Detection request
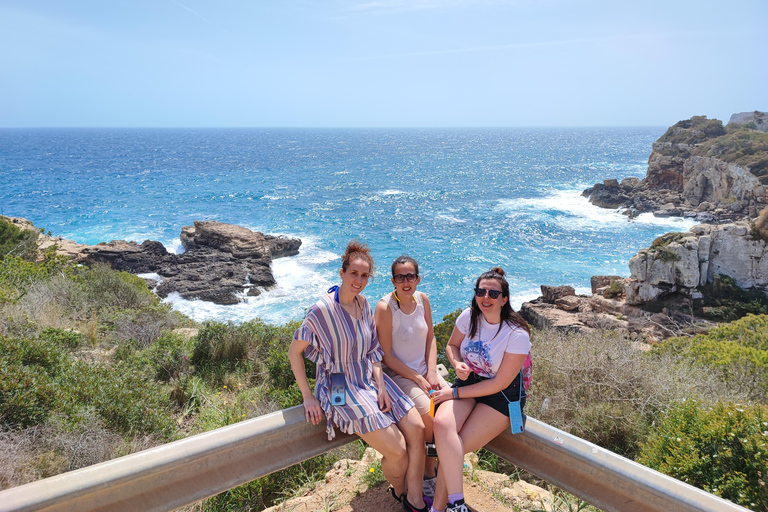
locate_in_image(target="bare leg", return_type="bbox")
[432,398,476,510]
[433,402,510,510]
[359,424,408,497]
[397,408,427,508]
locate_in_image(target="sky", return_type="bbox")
[0,0,765,128]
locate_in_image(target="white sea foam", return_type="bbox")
[379,189,405,196]
[496,189,698,232]
[160,235,338,324]
[166,238,185,254]
[437,214,467,224]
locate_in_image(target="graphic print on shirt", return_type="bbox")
[462,339,494,377]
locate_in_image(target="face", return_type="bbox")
[391,262,420,297]
[474,278,508,318]
[339,258,371,296]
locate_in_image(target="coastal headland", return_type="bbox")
[523,111,768,341]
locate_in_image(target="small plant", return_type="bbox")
[361,459,385,488]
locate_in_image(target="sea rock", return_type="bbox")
[36,220,301,305]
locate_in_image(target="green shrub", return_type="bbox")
[434,309,461,380]
[59,361,175,438]
[654,314,768,401]
[0,250,69,303]
[696,275,768,322]
[637,401,768,509]
[192,322,251,377]
[0,218,38,261]
[39,328,85,350]
[528,328,746,458]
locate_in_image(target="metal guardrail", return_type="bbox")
[0,406,750,512]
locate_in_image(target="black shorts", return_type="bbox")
[452,372,526,418]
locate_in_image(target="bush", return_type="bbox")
[192,322,251,378]
[696,275,768,322]
[0,250,69,304]
[39,327,85,350]
[528,329,744,458]
[434,309,461,380]
[637,400,768,509]
[0,334,175,437]
[0,218,38,261]
[654,314,768,402]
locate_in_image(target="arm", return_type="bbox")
[451,352,526,398]
[371,361,392,412]
[374,298,431,393]
[421,294,441,389]
[288,338,323,425]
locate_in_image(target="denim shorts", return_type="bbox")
[452,372,526,417]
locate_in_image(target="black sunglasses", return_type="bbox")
[393,273,419,283]
[474,287,502,299]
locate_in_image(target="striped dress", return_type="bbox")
[294,292,414,440]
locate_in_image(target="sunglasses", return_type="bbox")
[393,273,419,283]
[474,287,502,299]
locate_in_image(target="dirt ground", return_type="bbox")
[261,449,553,512]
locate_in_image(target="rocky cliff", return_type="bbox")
[521,220,768,341]
[26,218,301,305]
[583,113,768,221]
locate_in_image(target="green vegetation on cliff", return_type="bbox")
[658,115,768,183]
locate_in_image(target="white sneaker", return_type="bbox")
[422,476,436,498]
[445,499,468,512]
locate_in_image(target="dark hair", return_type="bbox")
[468,266,530,339]
[391,255,419,276]
[341,240,374,275]
[390,255,419,310]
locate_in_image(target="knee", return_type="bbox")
[433,414,455,440]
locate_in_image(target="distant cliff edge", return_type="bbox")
[583,111,768,223]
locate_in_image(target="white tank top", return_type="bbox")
[384,291,429,375]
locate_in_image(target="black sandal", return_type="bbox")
[388,486,403,504]
[402,495,429,512]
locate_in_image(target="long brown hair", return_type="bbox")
[468,267,530,339]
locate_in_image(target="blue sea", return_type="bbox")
[0,128,696,325]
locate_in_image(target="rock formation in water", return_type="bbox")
[33,220,301,305]
[583,113,768,222]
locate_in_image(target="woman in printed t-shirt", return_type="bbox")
[288,241,429,512]
[427,267,531,512]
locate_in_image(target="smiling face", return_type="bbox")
[391,261,420,299]
[339,258,371,296]
[474,278,508,321]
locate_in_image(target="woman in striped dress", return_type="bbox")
[289,240,429,512]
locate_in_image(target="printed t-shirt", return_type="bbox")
[455,308,531,379]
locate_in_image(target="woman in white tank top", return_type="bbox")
[375,255,448,506]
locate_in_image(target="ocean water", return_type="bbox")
[0,127,696,325]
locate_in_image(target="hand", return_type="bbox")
[426,370,442,390]
[454,362,471,381]
[414,374,431,394]
[378,388,392,413]
[303,395,323,425]
[430,386,454,405]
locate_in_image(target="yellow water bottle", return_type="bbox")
[429,390,435,417]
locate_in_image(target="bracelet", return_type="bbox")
[452,387,459,400]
